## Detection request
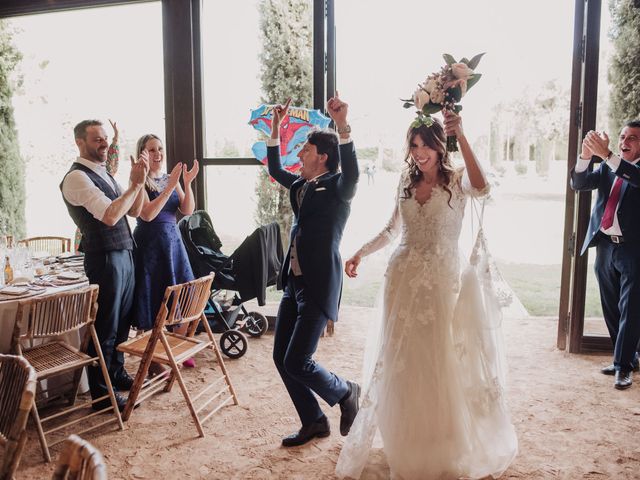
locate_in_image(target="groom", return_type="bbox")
[571,120,640,389]
[268,95,360,447]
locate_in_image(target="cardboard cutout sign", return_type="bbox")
[249,104,331,172]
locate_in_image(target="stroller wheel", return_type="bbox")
[244,311,269,338]
[220,330,248,359]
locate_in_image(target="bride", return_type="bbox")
[335,110,518,479]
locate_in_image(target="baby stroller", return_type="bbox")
[179,210,283,359]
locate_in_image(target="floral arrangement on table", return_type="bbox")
[402,52,484,151]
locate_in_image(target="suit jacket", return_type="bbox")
[571,158,640,255]
[267,141,359,320]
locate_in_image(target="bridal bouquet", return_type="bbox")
[402,53,484,152]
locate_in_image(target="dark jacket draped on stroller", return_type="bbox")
[179,210,283,304]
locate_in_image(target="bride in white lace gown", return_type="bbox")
[336,112,517,479]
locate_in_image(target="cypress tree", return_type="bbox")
[608,0,640,134]
[254,0,312,242]
[0,20,25,238]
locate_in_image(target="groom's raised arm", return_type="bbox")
[267,98,298,189]
[327,94,359,201]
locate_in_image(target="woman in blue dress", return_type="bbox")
[132,134,199,343]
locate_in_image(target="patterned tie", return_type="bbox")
[601,177,624,230]
[296,182,309,208]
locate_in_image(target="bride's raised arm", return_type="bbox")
[443,110,489,195]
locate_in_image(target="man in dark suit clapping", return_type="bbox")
[268,95,360,446]
[571,120,640,390]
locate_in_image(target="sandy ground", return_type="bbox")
[13,305,640,480]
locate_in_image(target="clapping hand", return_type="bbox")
[108,119,119,143]
[182,159,199,185]
[167,163,183,191]
[129,150,149,187]
[583,130,610,160]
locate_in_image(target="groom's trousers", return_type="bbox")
[273,275,349,426]
[594,236,640,372]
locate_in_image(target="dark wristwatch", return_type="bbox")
[605,150,614,160]
[337,124,351,135]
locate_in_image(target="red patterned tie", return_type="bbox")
[601,177,624,230]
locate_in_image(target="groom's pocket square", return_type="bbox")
[316,187,327,191]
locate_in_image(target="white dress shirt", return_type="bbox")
[575,153,640,236]
[61,157,120,221]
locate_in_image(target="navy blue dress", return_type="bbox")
[133,175,195,330]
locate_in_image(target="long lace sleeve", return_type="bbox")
[355,179,402,258]
[460,167,490,198]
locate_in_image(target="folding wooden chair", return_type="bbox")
[51,434,107,480]
[11,285,123,462]
[17,237,71,256]
[118,273,238,436]
[0,354,37,480]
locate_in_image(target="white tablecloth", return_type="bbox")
[0,283,90,392]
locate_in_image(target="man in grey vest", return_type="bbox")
[61,119,147,410]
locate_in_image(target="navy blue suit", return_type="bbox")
[268,141,359,426]
[572,158,640,371]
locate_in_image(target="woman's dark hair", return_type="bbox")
[307,129,340,172]
[402,118,457,207]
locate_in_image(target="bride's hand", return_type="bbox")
[345,254,361,278]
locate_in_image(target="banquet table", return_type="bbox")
[0,281,91,392]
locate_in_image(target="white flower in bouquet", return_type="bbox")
[429,87,445,104]
[413,88,431,110]
[423,77,439,94]
[451,62,474,80]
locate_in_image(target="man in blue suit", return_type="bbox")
[571,120,640,389]
[268,95,360,446]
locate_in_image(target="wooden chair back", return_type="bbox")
[51,434,107,480]
[0,354,37,480]
[17,237,71,256]
[14,286,98,342]
[158,273,215,329]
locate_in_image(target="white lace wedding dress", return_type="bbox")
[336,170,518,480]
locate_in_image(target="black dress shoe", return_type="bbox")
[339,381,361,436]
[92,392,128,412]
[282,415,330,447]
[615,370,633,390]
[112,371,134,391]
[602,363,639,375]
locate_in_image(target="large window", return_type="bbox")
[8,2,164,239]
[336,0,575,312]
[200,0,313,246]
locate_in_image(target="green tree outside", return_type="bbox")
[608,0,640,134]
[254,0,312,243]
[0,20,26,238]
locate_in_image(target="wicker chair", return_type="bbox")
[11,285,123,462]
[17,237,71,256]
[118,273,238,436]
[0,354,37,480]
[51,434,107,480]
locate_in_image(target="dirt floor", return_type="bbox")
[14,305,640,480]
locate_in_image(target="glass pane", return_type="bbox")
[205,165,264,254]
[336,0,575,311]
[200,0,312,159]
[8,3,164,240]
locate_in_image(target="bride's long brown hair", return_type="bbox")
[402,118,456,207]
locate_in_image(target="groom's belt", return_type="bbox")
[599,231,625,244]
